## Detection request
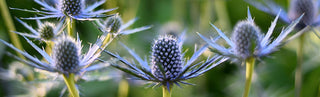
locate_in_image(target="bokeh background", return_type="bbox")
[1,0,320,97]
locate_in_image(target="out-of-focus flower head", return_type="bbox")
[246,0,319,30]
[14,18,64,42]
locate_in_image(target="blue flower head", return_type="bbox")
[246,0,319,29]
[0,31,111,76]
[103,33,228,91]
[198,8,303,61]
[12,0,117,20]
[14,18,64,42]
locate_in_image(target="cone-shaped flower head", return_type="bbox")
[105,14,122,33]
[38,22,56,40]
[62,0,82,16]
[12,0,117,20]
[198,8,302,61]
[289,0,318,28]
[14,18,64,42]
[151,36,183,80]
[231,21,261,59]
[53,36,81,75]
[103,33,228,91]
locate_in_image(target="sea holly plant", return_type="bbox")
[0,30,112,97]
[245,0,319,96]
[103,34,228,97]
[197,8,303,97]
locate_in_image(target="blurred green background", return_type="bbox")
[1,0,320,97]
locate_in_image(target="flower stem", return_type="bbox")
[118,78,129,97]
[66,17,75,37]
[295,33,305,97]
[62,74,79,97]
[243,57,255,97]
[0,0,25,59]
[162,85,172,97]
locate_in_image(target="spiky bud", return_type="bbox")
[62,0,82,16]
[105,14,122,33]
[53,36,80,74]
[38,22,55,40]
[151,36,183,80]
[231,21,261,59]
[289,0,317,28]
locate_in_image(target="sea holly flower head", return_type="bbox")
[96,14,152,35]
[14,18,64,42]
[288,0,318,28]
[198,8,303,61]
[103,33,228,91]
[231,20,261,59]
[12,0,117,20]
[0,31,111,76]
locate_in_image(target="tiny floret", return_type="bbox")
[151,36,183,80]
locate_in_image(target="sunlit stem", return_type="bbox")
[0,0,34,81]
[0,0,25,59]
[45,41,54,55]
[162,85,172,97]
[63,73,79,97]
[66,17,75,37]
[295,33,305,97]
[118,78,129,97]
[243,57,255,97]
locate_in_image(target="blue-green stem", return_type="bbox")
[295,33,305,97]
[62,73,79,97]
[162,85,172,97]
[118,78,129,97]
[0,0,25,59]
[243,57,255,97]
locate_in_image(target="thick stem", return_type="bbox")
[62,74,79,97]
[118,78,129,97]
[0,0,25,59]
[162,85,172,97]
[243,57,255,97]
[295,33,305,97]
